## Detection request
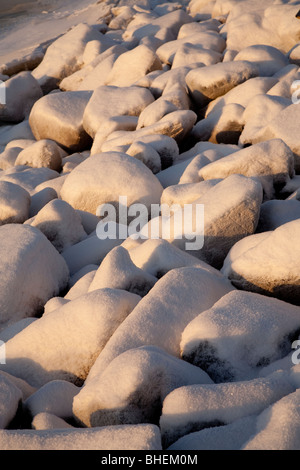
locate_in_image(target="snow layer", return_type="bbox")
[0,424,162,450]
[1,288,140,387]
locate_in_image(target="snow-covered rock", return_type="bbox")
[172,43,221,69]
[60,45,127,92]
[30,199,87,253]
[0,424,162,450]
[0,375,22,429]
[0,224,69,329]
[260,104,300,172]
[0,166,59,195]
[88,246,157,297]
[65,270,96,301]
[60,151,163,216]
[221,219,300,305]
[83,85,154,139]
[32,23,106,92]
[24,380,79,419]
[257,200,300,232]
[168,416,257,451]
[29,187,57,218]
[181,290,300,382]
[106,45,162,87]
[0,147,22,170]
[198,139,294,200]
[32,413,74,431]
[186,61,259,108]
[239,94,290,146]
[101,110,197,150]
[234,45,288,77]
[29,91,92,152]
[156,32,226,66]
[61,233,123,276]
[242,390,300,450]
[86,267,234,382]
[73,345,213,427]
[160,371,294,447]
[0,72,42,123]
[124,9,193,42]
[0,181,30,225]
[168,174,263,268]
[127,238,218,278]
[15,139,64,171]
[1,288,140,387]
[191,102,245,145]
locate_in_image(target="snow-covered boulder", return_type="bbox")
[32,413,73,431]
[60,45,126,92]
[0,147,22,170]
[160,371,295,447]
[29,187,57,218]
[161,180,221,208]
[15,139,64,171]
[198,139,294,200]
[124,9,193,42]
[101,110,197,150]
[234,45,288,76]
[0,181,30,225]
[257,199,300,232]
[29,91,92,152]
[221,219,300,305]
[60,151,163,216]
[85,267,234,382]
[168,416,257,451]
[206,77,278,117]
[172,43,221,69]
[24,380,79,420]
[0,375,22,429]
[0,72,42,122]
[61,233,123,275]
[168,174,263,268]
[191,102,245,145]
[0,224,69,329]
[261,104,300,172]
[73,345,213,427]
[186,61,259,108]
[88,246,157,297]
[65,270,96,300]
[156,32,226,66]
[105,45,162,87]
[32,23,106,92]
[1,288,140,387]
[83,85,154,139]
[181,290,300,382]
[127,238,218,278]
[0,424,162,450]
[242,390,300,450]
[0,166,59,195]
[30,199,87,253]
[239,94,290,146]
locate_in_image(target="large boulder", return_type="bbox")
[29,91,92,152]
[0,224,69,329]
[60,152,163,217]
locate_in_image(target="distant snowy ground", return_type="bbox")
[0,0,101,64]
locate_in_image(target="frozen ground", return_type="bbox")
[1,0,300,451]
